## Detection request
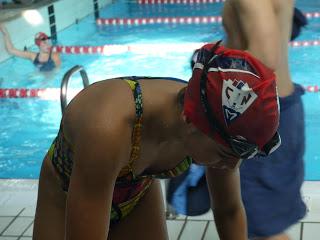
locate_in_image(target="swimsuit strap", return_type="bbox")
[117,77,192,181]
[118,79,143,179]
[48,48,53,60]
[33,53,40,64]
[34,48,53,63]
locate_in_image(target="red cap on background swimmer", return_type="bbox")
[184,43,280,151]
[34,32,50,46]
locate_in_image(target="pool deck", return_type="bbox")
[0,180,319,240]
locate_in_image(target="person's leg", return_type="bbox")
[33,155,67,240]
[241,85,306,239]
[108,180,168,240]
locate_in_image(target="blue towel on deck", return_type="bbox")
[167,164,210,216]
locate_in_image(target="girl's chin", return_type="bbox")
[41,46,51,52]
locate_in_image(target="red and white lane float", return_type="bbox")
[53,46,106,54]
[289,40,320,47]
[304,85,319,93]
[0,86,319,99]
[96,16,222,25]
[137,0,224,4]
[96,11,320,26]
[52,43,205,55]
[52,40,320,56]
[0,88,82,100]
[304,12,320,19]
[52,45,130,55]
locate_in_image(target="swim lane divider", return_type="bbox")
[96,12,320,26]
[0,88,81,100]
[51,40,320,55]
[137,0,225,4]
[0,86,319,99]
[96,16,223,25]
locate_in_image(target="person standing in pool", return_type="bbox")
[0,23,60,72]
[222,1,307,239]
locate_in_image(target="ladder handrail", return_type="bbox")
[60,65,89,113]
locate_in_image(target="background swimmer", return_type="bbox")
[0,23,60,72]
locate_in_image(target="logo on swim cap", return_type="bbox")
[222,79,257,125]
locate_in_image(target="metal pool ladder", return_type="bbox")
[60,65,90,113]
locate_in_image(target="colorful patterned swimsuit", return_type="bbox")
[48,77,192,224]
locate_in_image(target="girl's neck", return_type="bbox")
[143,91,186,144]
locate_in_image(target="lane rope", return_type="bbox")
[96,16,223,25]
[1,85,319,99]
[52,40,320,55]
[137,0,225,4]
[0,88,81,100]
[96,12,320,25]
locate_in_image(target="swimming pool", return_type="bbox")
[0,0,319,179]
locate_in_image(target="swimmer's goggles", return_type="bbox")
[40,36,51,42]
[199,41,281,160]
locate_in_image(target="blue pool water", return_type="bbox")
[0,0,319,179]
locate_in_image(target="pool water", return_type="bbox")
[0,0,319,179]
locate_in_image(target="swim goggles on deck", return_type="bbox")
[199,41,281,159]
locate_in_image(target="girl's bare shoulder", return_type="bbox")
[62,80,135,144]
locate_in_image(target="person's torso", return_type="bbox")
[58,77,191,185]
[222,0,294,96]
[33,50,56,71]
[50,77,193,223]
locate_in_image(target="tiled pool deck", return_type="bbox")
[0,180,319,240]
